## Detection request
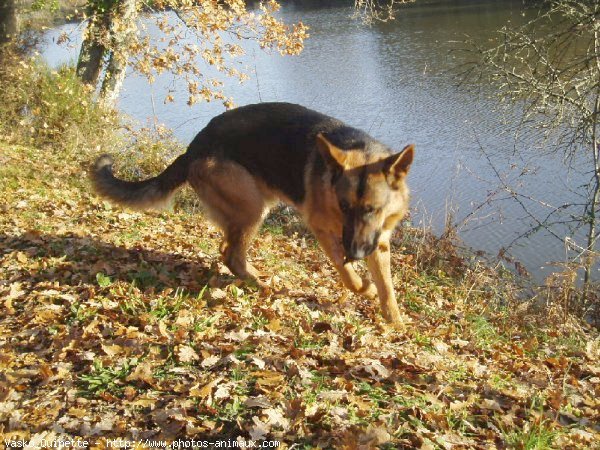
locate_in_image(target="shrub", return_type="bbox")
[0,48,119,158]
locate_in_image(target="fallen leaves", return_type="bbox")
[0,141,599,447]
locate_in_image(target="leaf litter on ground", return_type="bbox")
[0,141,599,449]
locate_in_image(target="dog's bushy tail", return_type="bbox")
[91,153,189,210]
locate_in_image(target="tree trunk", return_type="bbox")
[76,15,109,85]
[0,0,18,44]
[583,96,600,302]
[583,161,599,293]
[583,19,600,300]
[100,0,138,106]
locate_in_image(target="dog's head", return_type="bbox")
[316,133,414,261]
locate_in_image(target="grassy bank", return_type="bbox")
[1,55,599,448]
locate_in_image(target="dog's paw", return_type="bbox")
[244,277,272,296]
[379,303,409,327]
[360,281,378,300]
[387,311,413,330]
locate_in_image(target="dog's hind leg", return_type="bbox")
[188,159,270,283]
[221,222,264,281]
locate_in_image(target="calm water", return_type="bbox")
[40,0,595,282]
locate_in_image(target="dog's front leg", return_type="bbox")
[313,230,377,299]
[366,239,402,325]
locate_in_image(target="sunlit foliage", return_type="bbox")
[75,0,308,106]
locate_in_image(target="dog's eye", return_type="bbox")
[339,201,350,213]
[363,205,375,215]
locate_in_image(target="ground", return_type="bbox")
[0,141,599,449]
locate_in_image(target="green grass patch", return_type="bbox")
[467,314,505,350]
[502,418,560,449]
[79,359,137,397]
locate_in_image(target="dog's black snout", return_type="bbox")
[343,223,380,261]
[363,240,377,256]
[345,240,377,261]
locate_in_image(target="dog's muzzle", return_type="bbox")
[343,237,379,262]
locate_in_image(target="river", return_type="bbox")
[39,0,595,282]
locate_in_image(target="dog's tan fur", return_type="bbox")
[91,103,414,325]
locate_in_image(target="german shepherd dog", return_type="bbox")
[92,103,414,325]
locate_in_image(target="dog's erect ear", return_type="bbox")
[383,144,414,188]
[316,133,349,170]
